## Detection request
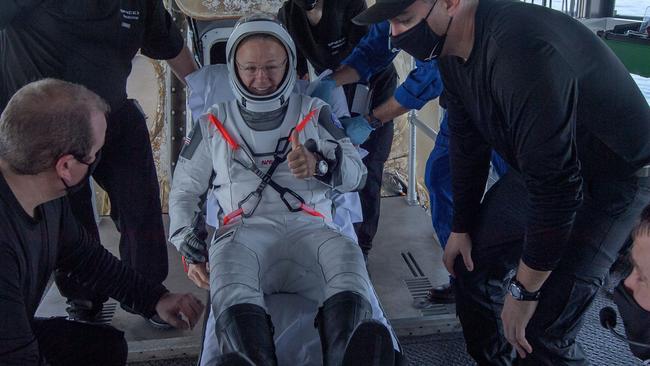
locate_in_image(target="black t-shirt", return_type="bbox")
[0,173,167,364]
[278,0,397,111]
[278,0,368,76]
[440,0,650,271]
[0,0,184,112]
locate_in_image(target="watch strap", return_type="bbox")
[508,278,541,301]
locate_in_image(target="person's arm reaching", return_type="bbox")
[365,58,444,128]
[166,46,198,86]
[331,65,361,87]
[57,201,204,329]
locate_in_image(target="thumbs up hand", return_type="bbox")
[287,129,317,179]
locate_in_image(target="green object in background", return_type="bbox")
[598,23,650,78]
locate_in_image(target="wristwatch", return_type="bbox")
[367,112,382,129]
[314,154,329,176]
[507,278,541,301]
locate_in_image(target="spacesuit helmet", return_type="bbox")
[226,13,297,113]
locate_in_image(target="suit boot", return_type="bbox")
[215,303,278,366]
[316,291,394,366]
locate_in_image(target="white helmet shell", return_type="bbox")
[226,14,297,113]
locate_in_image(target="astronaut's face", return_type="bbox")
[235,37,288,96]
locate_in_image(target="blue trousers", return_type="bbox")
[424,111,508,249]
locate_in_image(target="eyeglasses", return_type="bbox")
[236,58,287,77]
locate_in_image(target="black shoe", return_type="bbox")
[215,304,278,366]
[66,299,104,323]
[342,319,395,366]
[214,352,256,366]
[121,303,173,329]
[148,314,173,330]
[427,282,456,304]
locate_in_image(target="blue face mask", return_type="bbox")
[390,0,452,62]
[614,281,650,361]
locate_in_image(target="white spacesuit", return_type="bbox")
[168,14,394,366]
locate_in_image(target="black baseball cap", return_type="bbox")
[352,0,417,25]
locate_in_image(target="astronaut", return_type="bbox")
[168,14,394,366]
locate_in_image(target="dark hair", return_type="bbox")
[633,203,650,239]
[0,78,109,175]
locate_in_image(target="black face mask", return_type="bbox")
[390,0,452,62]
[293,0,318,11]
[61,150,102,195]
[613,282,650,361]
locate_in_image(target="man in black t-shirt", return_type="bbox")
[0,79,203,366]
[354,0,650,364]
[0,0,198,325]
[278,0,398,258]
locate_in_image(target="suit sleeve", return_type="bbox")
[314,105,367,192]
[168,115,214,250]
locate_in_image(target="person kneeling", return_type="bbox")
[0,79,203,366]
[168,14,393,366]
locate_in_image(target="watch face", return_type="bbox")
[510,283,522,299]
[318,160,328,175]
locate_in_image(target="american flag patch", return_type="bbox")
[180,122,202,160]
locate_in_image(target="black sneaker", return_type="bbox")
[427,282,456,304]
[148,314,173,330]
[122,303,173,329]
[66,299,104,323]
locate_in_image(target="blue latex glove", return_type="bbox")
[310,77,337,105]
[341,115,373,145]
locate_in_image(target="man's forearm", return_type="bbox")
[331,65,361,87]
[371,97,409,124]
[166,46,198,85]
[516,260,551,292]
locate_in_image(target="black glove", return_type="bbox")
[179,213,208,264]
[180,231,208,264]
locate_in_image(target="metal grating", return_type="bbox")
[401,252,426,277]
[97,302,118,325]
[395,277,461,336]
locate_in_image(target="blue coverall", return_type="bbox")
[341,21,508,248]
